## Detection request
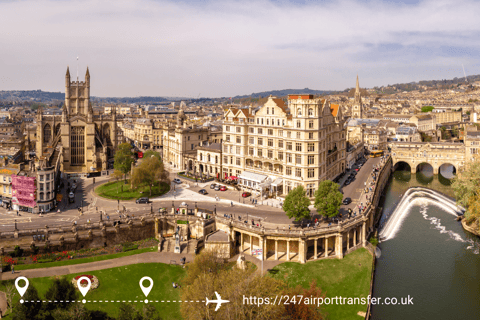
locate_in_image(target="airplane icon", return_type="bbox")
[206,291,230,311]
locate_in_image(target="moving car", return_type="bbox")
[173,178,182,184]
[158,207,167,213]
[220,186,227,191]
[210,183,217,189]
[343,197,352,205]
[214,185,221,191]
[199,189,207,195]
[242,192,251,198]
[68,192,75,203]
[136,197,149,204]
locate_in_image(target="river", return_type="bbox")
[371,166,480,319]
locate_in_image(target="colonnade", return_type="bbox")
[234,221,368,264]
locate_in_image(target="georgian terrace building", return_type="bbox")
[221,95,346,198]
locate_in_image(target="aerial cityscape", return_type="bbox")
[1,0,480,319]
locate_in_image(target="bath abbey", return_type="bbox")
[35,67,118,173]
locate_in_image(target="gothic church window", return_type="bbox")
[43,124,52,143]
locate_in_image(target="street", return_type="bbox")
[0,156,384,232]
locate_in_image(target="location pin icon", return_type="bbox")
[15,277,29,297]
[139,277,153,297]
[77,276,92,297]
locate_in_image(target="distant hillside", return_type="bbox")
[0,90,64,103]
[0,90,169,104]
[234,88,336,99]
[91,96,168,104]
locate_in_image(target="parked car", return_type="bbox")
[242,192,252,198]
[220,186,227,191]
[343,197,352,205]
[136,197,149,204]
[210,183,217,189]
[173,178,182,184]
[344,179,351,186]
[199,189,207,195]
[215,185,221,191]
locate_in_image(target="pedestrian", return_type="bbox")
[364,182,367,187]
[288,225,291,230]
[231,201,233,207]
[12,265,14,274]
[16,211,18,216]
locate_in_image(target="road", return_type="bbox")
[0,156,383,232]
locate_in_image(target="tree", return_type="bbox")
[283,280,326,320]
[12,286,42,320]
[4,282,16,315]
[314,180,343,219]
[143,150,162,162]
[131,156,165,196]
[181,249,288,320]
[421,106,434,112]
[452,157,480,207]
[44,277,77,311]
[118,302,143,320]
[114,143,135,181]
[111,169,124,194]
[282,185,311,221]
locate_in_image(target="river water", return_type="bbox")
[371,167,480,319]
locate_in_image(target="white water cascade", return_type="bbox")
[379,187,465,242]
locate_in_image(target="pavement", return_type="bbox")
[0,156,387,232]
[0,252,194,281]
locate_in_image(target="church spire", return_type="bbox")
[66,66,70,78]
[355,74,360,94]
[352,75,363,119]
[86,66,90,78]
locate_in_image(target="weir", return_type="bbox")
[378,186,465,241]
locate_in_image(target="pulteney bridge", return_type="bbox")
[390,141,465,174]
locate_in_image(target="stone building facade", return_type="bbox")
[36,67,118,173]
[162,110,222,171]
[222,95,346,198]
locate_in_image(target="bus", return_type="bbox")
[370,150,384,158]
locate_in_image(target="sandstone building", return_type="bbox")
[222,95,346,198]
[36,67,119,173]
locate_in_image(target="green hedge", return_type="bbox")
[122,245,139,252]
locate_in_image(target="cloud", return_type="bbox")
[0,0,479,97]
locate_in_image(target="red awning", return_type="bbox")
[228,176,238,180]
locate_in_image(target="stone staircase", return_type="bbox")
[159,238,197,254]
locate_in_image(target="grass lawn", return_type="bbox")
[14,247,156,271]
[1,263,185,320]
[268,248,374,320]
[96,180,170,200]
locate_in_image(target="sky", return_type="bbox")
[1,0,479,98]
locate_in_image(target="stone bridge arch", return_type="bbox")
[392,159,415,173]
